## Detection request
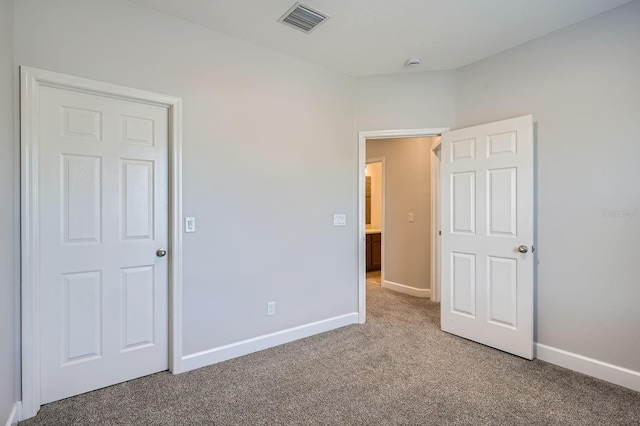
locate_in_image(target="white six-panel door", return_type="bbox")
[440,115,534,359]
[38,85,169,403]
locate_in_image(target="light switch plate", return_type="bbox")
[185,217,196,233]
[408,213,414,222]
[333,214,347,226]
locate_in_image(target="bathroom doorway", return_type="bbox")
[365,159,383,287]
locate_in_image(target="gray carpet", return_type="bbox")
[21,283,640,425]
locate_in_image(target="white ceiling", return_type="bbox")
[127,0,632,76]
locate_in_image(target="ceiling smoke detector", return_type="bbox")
[406,58,422,68]
[278,2,330,34]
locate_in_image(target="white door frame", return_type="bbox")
[430,137,442,303]
[358,128,448,323]
[20,67,184,419]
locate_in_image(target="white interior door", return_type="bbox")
[38,84,169,403]
[440,115,534,359]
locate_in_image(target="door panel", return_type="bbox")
[441,115,534,359]
[486,256,517,328]
[39,86,169,403]
[122,159,155,240]
[121,266,155,350]
[451,252,476,317]
[451,171,476,234]
[487,168,516,236]
[62,155,102,243]
[62,271,102,363]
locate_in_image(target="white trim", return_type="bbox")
[357,134,366,324]
[181,313,359,372]
[358,128,449,323]
[168,98,184,374]
[4,402,21,426]
[430,138,442,302]
[535,343,640,393]
[360,129,449,140]
[20,67,184,419]
[382,280,431,298]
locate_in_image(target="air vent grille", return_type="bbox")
[278,2,330,34]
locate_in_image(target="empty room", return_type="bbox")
[1,0,640,424]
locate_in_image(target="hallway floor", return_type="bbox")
[365,270,381,285]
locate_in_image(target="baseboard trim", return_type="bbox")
[4,401,21,426]
[382,280,431,298]
[181,313,359,373]
[535,343,640,392]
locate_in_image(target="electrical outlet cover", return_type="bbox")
[333,214,347,226]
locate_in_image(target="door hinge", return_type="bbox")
[439,230,442,236]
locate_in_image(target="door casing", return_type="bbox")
[20,66,184,419]
[357,128,448,324]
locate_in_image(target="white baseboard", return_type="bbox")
[535,343,640,393]
[181,313,359,372]
[382,280,431,298]
[4,401,21,426]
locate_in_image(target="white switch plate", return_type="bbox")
[408,213,414,222]
[333,214,347,226]
[185,217,196,233]
[267,301,276,316]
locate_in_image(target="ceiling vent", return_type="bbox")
[278,2,330,34]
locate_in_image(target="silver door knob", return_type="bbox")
[517,245,528,254]
[156,249,167,257]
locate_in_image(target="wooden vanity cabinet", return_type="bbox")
[366,232,381,272]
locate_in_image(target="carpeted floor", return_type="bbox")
[21,283,640,425]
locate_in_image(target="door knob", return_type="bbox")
[156,249,167,257]
[517,245,528,254]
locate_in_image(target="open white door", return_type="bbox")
[440,115,534,359]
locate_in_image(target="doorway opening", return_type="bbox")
[364,159,383,286]
[358,128,448,324]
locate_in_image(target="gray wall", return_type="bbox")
[366,137,432,291]
[355,71,456,131]
[0,0,16,422]
[15,0,357,356]
[456,1,640,371]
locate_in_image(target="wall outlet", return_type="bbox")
[333,214,347,226]
[267,301,276,316]
[408,213,414,222]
